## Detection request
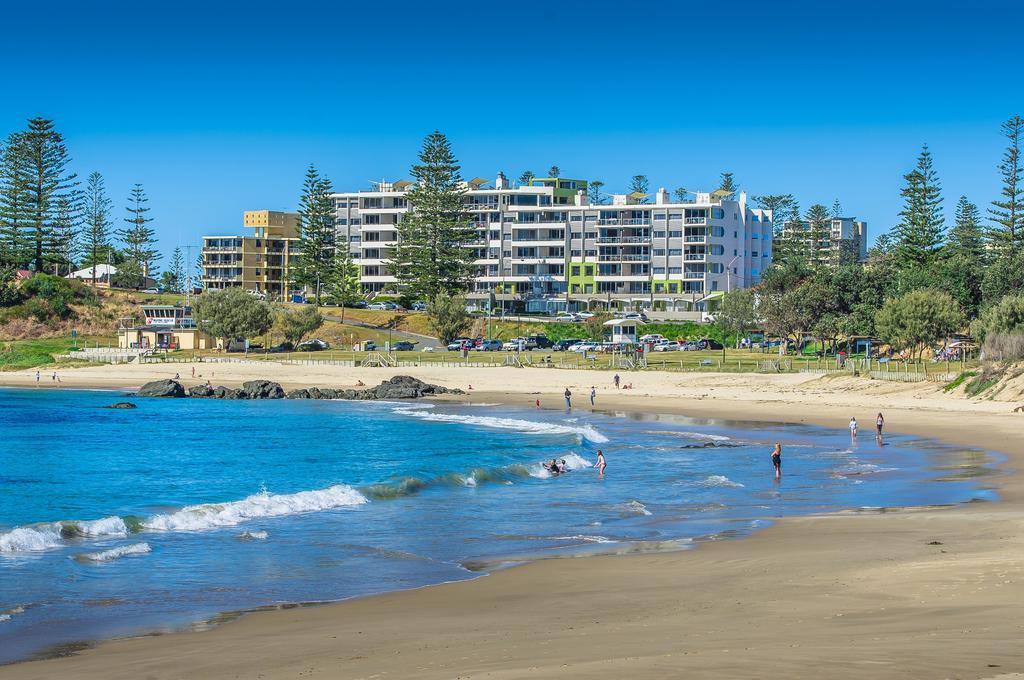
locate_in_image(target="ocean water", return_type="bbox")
[0,387,999,663]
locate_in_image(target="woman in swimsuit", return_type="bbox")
[771,442,782,479]
[595,450,606,477]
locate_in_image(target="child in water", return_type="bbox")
[771,442,782,479]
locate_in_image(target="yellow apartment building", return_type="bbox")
[202,210,299,300]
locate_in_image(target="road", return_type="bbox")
[321,313,439,347]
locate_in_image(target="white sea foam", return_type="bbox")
[142,484,367,532]
[236,530,268,540]
[614,500,652,516]
[0,525,63,553]
[678,431,731,442]
[77,516,129,537]
[554,534,616,544]
[396,410,609,443]
[837,462,897,476]
[76,542,151,562]
[699,475,745,488]
[0,605,26,623]
[528,452,593,478]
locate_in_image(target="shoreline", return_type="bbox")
[2,365,1024,678]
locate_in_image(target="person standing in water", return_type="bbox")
[590,386,596,406]
[875,412,884,436]
[771,442,782,479]
[564,387,572,409]
[849,417,858,438]
[595,450,606,477]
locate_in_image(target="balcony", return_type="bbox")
[683,253,705,261]
[596,236,650,244]
[599,254,649,262]
[684,235,708,243]
[597,218,651,226]
[684,217,708,225]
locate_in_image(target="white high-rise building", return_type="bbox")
[331,174,773,316]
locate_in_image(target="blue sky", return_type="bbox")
[2,0,1022,264]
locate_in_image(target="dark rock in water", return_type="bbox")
[137,379,186,398]
[240,380,285,400]
[189,385,215,398]
[213,386,241,399]
[286,388,311,399]
[365,375,462,399]
[105,402,137,409]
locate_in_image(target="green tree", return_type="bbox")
[389,131,475,300]
[629,175,649,202]
[111,257,145,289]
[323,246,361,323]
[161,246,185,293]
[0,134,31,267]
[874,289,964,361]
[804,203,832,268]
[518,170,534,186]
[548,165,560,178]
[718,171,737,199]
[118,183,160,276]
[426,293,471,344]
[193,287,273,343]
[194,252,204,290]
[276,305,324,345]
[942,196,985,317]
[892,145,945,270]
[948,195,985,260]
[673,187,688,203]
[715,288,757,347]
[981,248,1024,305]
[588,180,604,205]
[80,172,112,286]
[16,118,79,272]
[294,164,336,305]
[974,293,1024,341]
[988,115,1024,251]
[831,199,842,218]
[49,195,79,275]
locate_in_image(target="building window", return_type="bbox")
[653,231,666,238]
[653,267,665,275]
[571,265,581,276]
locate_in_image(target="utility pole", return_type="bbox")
[184,244,194,307]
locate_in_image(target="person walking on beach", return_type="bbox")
[590,386,596,406]
[849,417,858,438]
[614,373,620,389]
[564,387,572,409]
[35,370,40,386]
[51,372,56,382]
[771,442,782,479]
[875,412,884,436]
[595,450,606,477]
[191,366,196,378]
[535,398,541,409]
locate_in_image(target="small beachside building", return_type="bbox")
[603,318,638,344]
[67,264,117,287]
[118,304,215,351]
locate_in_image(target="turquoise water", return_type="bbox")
[0,387,999,663]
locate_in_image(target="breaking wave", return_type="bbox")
[528,452,593,478]
[613,500,652,517]
[0,485,366,554]
[74,543,151,563]
[699,475,745,488]
[392,409,609,443]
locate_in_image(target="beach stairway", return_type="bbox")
[361,352,397,367]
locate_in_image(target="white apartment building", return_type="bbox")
[781,216,868,266]
[331,174,773,315]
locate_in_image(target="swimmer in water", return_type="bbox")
[771,442,782,479]
[595,450,606,477]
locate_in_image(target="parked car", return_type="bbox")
[575,311,595,319]
[502,338,526,351]
[620,312,649,322]
[553,338,582,351]
[353,301,368,309]
[447,338,472,351]
[529,334,553,349]
[392,341,415,351]
[640,333,666,343]
[680,341,701,351]
[266,342,293,353]
[476,339,503,351]
[554,314,578,323]
[570,342,599,353]
[699,338,724,350]
[410,301,427,311]
[297,339,330,351]
[652,341,680,352]
[362,341,377,351]
[142,287,160,294]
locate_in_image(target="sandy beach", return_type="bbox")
[2,362,1023,679]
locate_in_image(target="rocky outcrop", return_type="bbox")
[139,375,458,402]
[137,379,186,398]
[105,402,137,409]
[240,380,285,400]
[286,376,460,401]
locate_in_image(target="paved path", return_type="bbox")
[322,313,439,346]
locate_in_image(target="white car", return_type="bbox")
[570,342,599,353]
[640,333,666,343]
[652,341,680,352]
[554,314,578,323]
[502,339,525,351]
[575,311,595,319]
[367,302,389,310]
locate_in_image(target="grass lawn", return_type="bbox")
[0,335,117,371]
